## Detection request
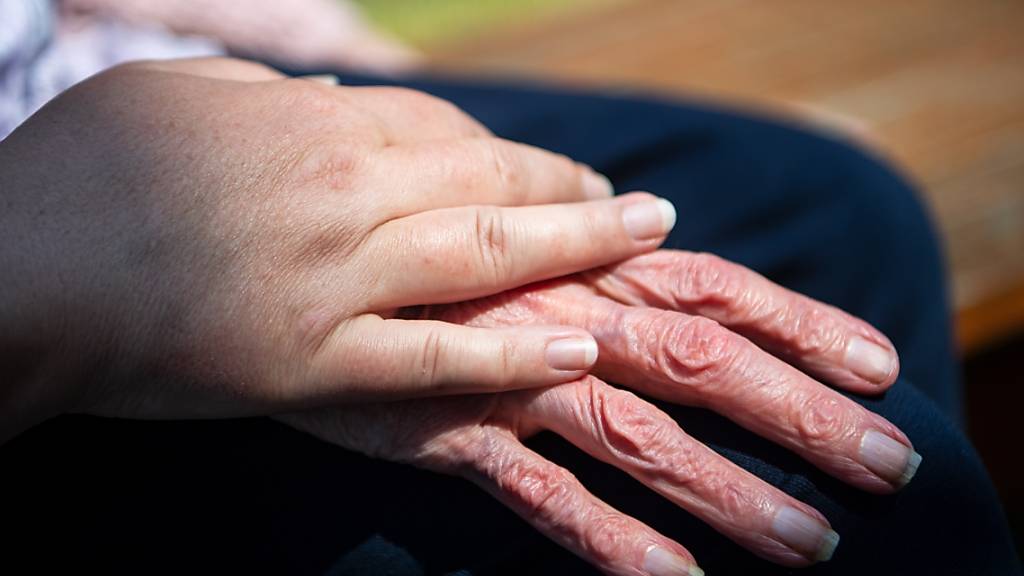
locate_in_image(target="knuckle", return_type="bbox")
[584,514,638,564]
[785,304,845,355]
[414,327,448,388]
[284,81,347,116]
[434,97,479,132]
[471,206,514,286]
[493,337,517,387]
[282,149,368,263]
[676,252,745,306]
[695,467,760,523]
[591,385,668,460]
[520,468,578,522]
[674,316,735,371]
[381,87,483,133]
[587,382,700,486]
[493,458,579,524]
[792,392,855,446]
[654,315,740,388]
[485,139,524,193]
[291,142,367,192]
[416,91,481,133]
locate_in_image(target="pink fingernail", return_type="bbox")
[643,546,704,576]
[622,198,677,240]
[772,507,840,562]
[859,430,923,488]
[545,337,599,371]
[845,337,896,384]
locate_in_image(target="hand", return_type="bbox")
[0,57,677,438]
[283,250,918,574]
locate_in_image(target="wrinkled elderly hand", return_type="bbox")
[284,250,918,574]
[0,57,676,438]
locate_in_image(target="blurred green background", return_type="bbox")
[353,0,616,46]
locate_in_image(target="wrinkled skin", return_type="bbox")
[285,250,916,573]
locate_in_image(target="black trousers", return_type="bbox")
[2,72,1019,575]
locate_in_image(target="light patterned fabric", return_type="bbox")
[0,0,221,139]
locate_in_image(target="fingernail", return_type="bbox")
[643,546,703,576]
[859,430,922,487]
[545,336,599,371]
[623,198,677,240]
[845,337,895,384]
[772,507,840,562]
[298,74,340,85]
[582,169,614,199]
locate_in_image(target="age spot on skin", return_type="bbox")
[794,394,849,446]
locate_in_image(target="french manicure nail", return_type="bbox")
[772,506,840,562]
[623,198,677,240]
[582,169,614,199]
[860,430,922,487]
[845,337,895,383]
[643,546,704,576]
[545,337,599,371]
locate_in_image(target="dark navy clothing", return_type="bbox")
[2,72,1018,575]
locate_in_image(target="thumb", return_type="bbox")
[303,315,598,402]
